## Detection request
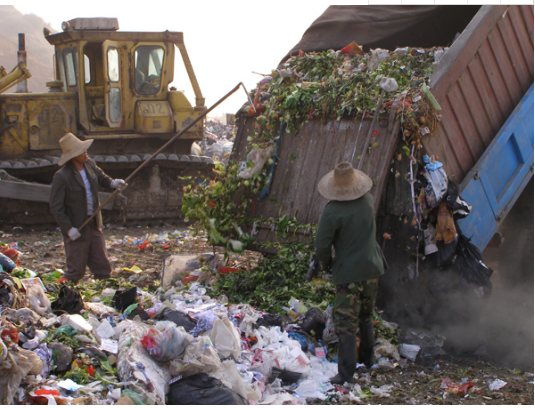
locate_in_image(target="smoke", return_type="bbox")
[437,281,533,368]
[435,181,534,369]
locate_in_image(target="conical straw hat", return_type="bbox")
[58,133,93,166]
[317,162,372,201]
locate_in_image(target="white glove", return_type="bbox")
[68,227,81,241]
[111,179,127,191]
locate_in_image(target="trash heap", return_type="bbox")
[191,119,236,164]
[0,243,410,405]
[243,44,443,146]
[410,153,493,294]
[183,44,444,253]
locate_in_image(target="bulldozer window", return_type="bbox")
[109,88,121,123]
[84,54,91,84]
[134,46,164,95]
[63,47,77,87]
[107,47,120,82]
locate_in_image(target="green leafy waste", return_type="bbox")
[211,242,335,313]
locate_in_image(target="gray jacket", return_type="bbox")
[49,159,113,239]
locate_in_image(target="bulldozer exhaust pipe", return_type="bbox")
[16,34,28,93]
[77,82,251,232]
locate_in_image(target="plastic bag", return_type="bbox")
[116,319,171,405]
[209,315,242,360]
[168,336,222,377]
[455,234,493,288]
[238,144,274,179]
[0,345,43,404]
[255,313,282,329]
[26,285,51,316]
[204,143,224,162]
[51,285,84,314]
[156,307,197,332]
[424,224,438,255]
[294,379,328,401]
[167,373,247,405]
[374,338,400,361]
[191,310,218,336]
[141,321,192,362]
[269,367,302,385]
[423,166,448,208]
[301,307,325,339]
[112,287,137,312]
[210,360,262,401]
[445,179,471,219]
[249,349,277,379]
[398,343,421,361]
[436,237,458,268]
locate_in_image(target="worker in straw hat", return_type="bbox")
[49,133,126,283]
[315,162,388,385]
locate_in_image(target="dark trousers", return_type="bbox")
[63,218,111,283]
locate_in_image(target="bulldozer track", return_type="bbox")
[0,153,214,171]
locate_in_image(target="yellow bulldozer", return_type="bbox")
[0,18,214,224]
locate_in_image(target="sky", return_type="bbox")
[10,1,360,119]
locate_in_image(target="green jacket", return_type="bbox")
[315,192,387,286]
[49,159,113,240]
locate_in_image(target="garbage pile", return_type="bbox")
[0,245,409,405]
[412,154,493,295]
[191,119,236,164]
[241,43,444,150]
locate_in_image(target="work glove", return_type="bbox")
[68,227,81,241]
[111,179,127,191]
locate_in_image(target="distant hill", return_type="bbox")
[0,6,57,93]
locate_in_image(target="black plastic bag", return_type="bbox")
[301,307,325,340]
[51,286,84,314]
[126,305,150,321]
[156,307,197,332]
[455,234,493,287]
[112,287,137,312]
[268,367,303,385]
[436,237,458,268]
[445,179,471,219]
[255,313,282,329]
[167,373,247,405]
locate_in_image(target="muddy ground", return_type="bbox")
[2,223,533,405]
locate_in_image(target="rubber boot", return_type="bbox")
[329,334,357,385]
[358,320,375,368]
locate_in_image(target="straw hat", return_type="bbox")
[318,162,373,201]
[58,133,93,166]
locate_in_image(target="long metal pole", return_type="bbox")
[78,82,245,232]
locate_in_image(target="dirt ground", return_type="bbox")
[2,223,533,405]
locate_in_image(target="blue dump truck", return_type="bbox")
[232,5,533,332]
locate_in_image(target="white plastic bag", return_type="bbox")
[26,285,51,316]
[116,319,171,405]
[374,338,401,361]
[294,379,328,401]
[208,315,242,360]
[169,336,222,377]
[209,360,261,401]
[238,144,274,179]
[142,321,192,362]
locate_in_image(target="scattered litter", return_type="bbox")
[488,379,507,391]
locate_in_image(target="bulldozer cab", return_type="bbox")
[45,18,205,138]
